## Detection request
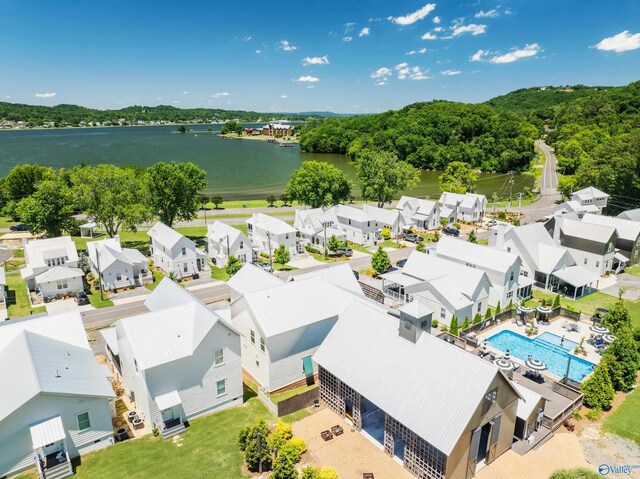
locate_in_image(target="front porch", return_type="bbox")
[155,390,187,439]
[30,416,74,479]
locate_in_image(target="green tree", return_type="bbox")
[371,246,390,274]
[242,420,272,472]
[16,179,75,237]
[581,361,615,410]
[177,124,186,133]
[301,466,320,479]
[274,244,291,265]
[553,294,561,308]
[416,241,426,253]
[438,161,477,193]
[268,420,293,455]
[354,149,420,207]
[225,255,243,278]
[549,468,601,479]
[146,162,207,227]
[327,234,341,253]
[463,316,471,330]
[71,165,150,237]
[280,192,291,206]
[468,229,477,243]
[221,120,241,135]
[4,164,56,202]
[271,453,298,479]
[449,316,459,336]
[211,194,223,209]
[604,297,632,335]
[495,301,501,314]
[267,195,277,207]
[285,161,352,208]
[602,330,640,391]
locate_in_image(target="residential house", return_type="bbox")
[206,221,253,268]
[227,263,284,303]
[571,186,609,213]
[438,192,487,223]
[552,200,599,219]
[513,384,546,441]
[247,213,298,258]
[395,196,440,230]
[230,274,363,392]
[287,263,363,297]
[261,123,294,136]
[87,236,151,291]
[380,250,491,327]
[314,299,521,479]
[20,236,84,300]
[436,236,522,306]
[293,208,345,251]
[489,223,575,293]
[581,213,640,267]
[105,278,242,439]
[147,222,207,279]
[362,204,410,238]
[333,204,377,246]
[617,208,640,221]
[0,312,115,478]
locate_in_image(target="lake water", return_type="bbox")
[0,124,534,199]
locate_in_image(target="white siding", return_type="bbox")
[269,344,319,392]
[102,260,135,290]
[38,276,84,299]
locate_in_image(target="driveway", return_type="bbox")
[601,273,640,300]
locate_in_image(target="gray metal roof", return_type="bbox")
[582,213,640,242]
[558,217,616,244]
[314,299,510,456]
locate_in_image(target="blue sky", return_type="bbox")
[1,0,639,113]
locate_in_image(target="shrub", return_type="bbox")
[572,410,583,421]
[274,244,291,265]
[553,294,561,308]
[380,228,391,240]
[416,241,426,253]
[495,301,501,314]
[271,452,298,479]
[371,246,390,274]
[550,468,601,479]
[586,408,602,421]
[225,255,242,278]
[497,211,507,220]
[581,362,614,410]
[301,466,320,479]
[431,319,439,329]
[462,317,470,330]
[260,252,269,260]
[602,330,640,392]
[288,436,307,456]
[278,442,303,464]
[327,235,341,253]
[305,244,321,254]
[269,419,293,454]
[319,467,338,479]
[241,419,272,472]
[449,316,459,336]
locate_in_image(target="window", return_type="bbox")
[57,280,68,290]
[116,273,122,281]
[260,337,265,352]
[584,258,588,265]
[134,358,138,373]
[477,302,482,313]
[367,221,370,227]
[181,247,186,256]
[596,261,600,268]
[506,247,511,253]
[250,330,256,344]
[510,271,514,281]
[348,219,351,225]
[481,388,498,415]
[214,348,224,366]
[248,224,253,232]
[77,412,91,431]
[507,291,513,299]
[216,379,226,397]
[440,307,446,319]
[523,271,529,277]
[607,243,614,253]
[240,241,244,249]
[255,359,260,368]
[183,263,188,272]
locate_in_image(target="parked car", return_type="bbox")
[10,223,31,232]
[352,270,360,280]
[404,233,424,243]
[258,262,274,273]
[442,226,460,237]
[486,219,497,227]
[397,259,407,268]
[74,292,90,305]
[336,247,353,257]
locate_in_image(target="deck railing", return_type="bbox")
[541,381,583,430]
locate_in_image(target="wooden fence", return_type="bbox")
[277,387,320,417]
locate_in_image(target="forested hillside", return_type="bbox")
[486,85,607,116]
[549,80,640,212]
[299,101,539,173]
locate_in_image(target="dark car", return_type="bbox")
[396,259,407,268]
[443,226,460,237]
[336,247,353,257]
[352,270,360,280]
[404,233,424,243]
[10,223,31,232]
[74,292,90,305]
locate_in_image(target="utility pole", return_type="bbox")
[492,192,498,216]
[517,192,523,220]
[508,171,515,209]
[225,235,230,264]
[96,246,104,301]
[323,221,328,257]
[266,232,273,271]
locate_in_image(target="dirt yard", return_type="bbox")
[292,408,413,479]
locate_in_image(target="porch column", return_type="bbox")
[545,274,550,290]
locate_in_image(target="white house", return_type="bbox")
[581,213,640,267]
[106,278,243,439]
[438,192,487,223]
[380,250,491,327]
[246,213,298,258]
[395,196,440,230]
[20,236,84,300]
[332,204,377,246]
[87,236,151,291]
[571,186,609,213]
[435,236,521,306]
[617,208,640,221]
[362,204,410,238]
[227,263,284,303]
[0,312,115,478]
[293,208,345,251]
[147,222,207,279]
[552,200,599,219]
[287,263,362,297]
[206,221,253,268]
[231,273,363,392]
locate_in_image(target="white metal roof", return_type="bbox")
[35,266,83,283]
[582,213,640,242]
[0,311,90,350]
[503,223,573,274]
[227,263,284,298]
[572,186,609,200]
[378,270,425,287]
[396,196,438,218]
[362,204,400,226]
[514,384,543,419]
[552,266,600,287]
[100,327,119,355]
[436,236,518,274]
[333,204,374,224]
[155,390,182,410]
[30,416,66,449]
[23,236,79,270]
[207,221,247,245]
[314,299,513,455]
[246,213,296,235]
[618,208,640,221]
[517,275,535,288]
[398,300,433,318]
[147,221,185,248]
[558,217,616,244]
[287,263,363,297]
[87,237,122,270]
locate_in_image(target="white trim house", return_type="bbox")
[293,208,346,251]
[87,236,151,291]
[227,263,284,303]
[20,236,84,300]
[147,222,207,279]
[395,196,440,231]
[362,204,410,239]
[438,192,487,223]
[0,312,115,478]
[246,213,298,258]
[107,278,243,438]
[571,186,609,214]
[332,204,377,246]
[206,221,253,268]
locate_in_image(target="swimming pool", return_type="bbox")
[486,330,596,382]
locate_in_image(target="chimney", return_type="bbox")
[397,301,433,343]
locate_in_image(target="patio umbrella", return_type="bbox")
[493,358,516,372]
[590,325,609,334]
[525,358,547,371]
[603,334,616,344]
[517,306,534,314]
[536,306,552,314]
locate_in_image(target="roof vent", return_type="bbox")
[55,370,61,378]
[65,351,71,357]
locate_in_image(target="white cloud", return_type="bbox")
[296,75,320,82]
[471,44,542,63]
[441,69,461,75]
[34,92,56,98]
[278,39,298,51]
[433,16,441,24]
[395,62,431,80]
[470,49,489,62]
[5,96,11,99]
[156,97,163,101]
[359,27,370,37]
[172,100,180,104]
[433,26,444,32]
[344,22,356,31]
[368,17,382,22]
[302,55,329,66]
[307,85,315,89]
[475,8,499,18]
[422,32,438,40]
[242,35,252,41]
[352,105,360,108]
[343,36,352,42]
[389,3,436,26]
[371,67,392,79]
[595,31,640,53]
[450,23,487,37]
[280,95,288,99]
[182,91,188,94]
[211,92,230,98]
[407,47,428,55]
[256,49,262,54]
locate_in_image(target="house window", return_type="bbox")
[507,291,513,299]
[183,263,188,272]
[596,261,600,268]
[482,388,498,415]
[216,379,226,397]
[440,308,446,319]
[348,219,351,225]
[477,302,482,313]
[260,337,265,352]
[506,247,511,253]
[607,243,614,253]
[116,273,122,281]
[584,258,588,265]
[134,359,139,373]
[214,348,224,366]
[250,330,255,344]
[510,271,514,281]
[240,241,244,249]
[77,412,91,431]
[367,221,370,227]
[57,280,68,290]
[523,271,529,277]
[181,247,186,256]
[256,359,260,368]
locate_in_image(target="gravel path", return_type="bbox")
[579,426,640,473]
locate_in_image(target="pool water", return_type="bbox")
[486,330,596,382]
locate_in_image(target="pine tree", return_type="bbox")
[271,453,299,479]
[553,294,561,308]
[225,255,243,277]
[371,246,391,274]
[449,316,459,336]
[495,301,502,314]
[581,361,615,410]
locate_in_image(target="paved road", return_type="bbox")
[537,139,559,192]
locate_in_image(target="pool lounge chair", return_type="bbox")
[515,317,525,327]
[568,323,580,333]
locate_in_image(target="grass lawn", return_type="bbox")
[350,244,373,255]
[272,263,298,272]
[603,386,640,445]
[376,240,402,249]
[210,265,230,282]
[624,264,640,277]
[145,270,167,291]
[231,223,248,236]
[69,394,272,479]
[0,216,19,228]
[4,257,25,272]
[200,211,292,220]
[87,290,114,309]
[270,384,318,404]
[5,272,45,318]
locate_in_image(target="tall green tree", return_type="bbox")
[225,255,243,278]
[285,161,352,208]
[438,161,477,193]
[354,149,420,207]
[146,162,207,227]
[71,165,150,237]
[371,246,390,274]
[581,361,615,410]
[4,164,56,202]
[467,229,477,243]
[604,298,632,335]
[274,244,291,265]
[327,235,341,253]
[16,179,76,237]
[449,316,459,336]
[602,330,640,392]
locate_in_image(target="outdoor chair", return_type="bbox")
[321,430,333,441]
[515,317,525,327]
[331,425,344,436]
[569,323,580,333]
